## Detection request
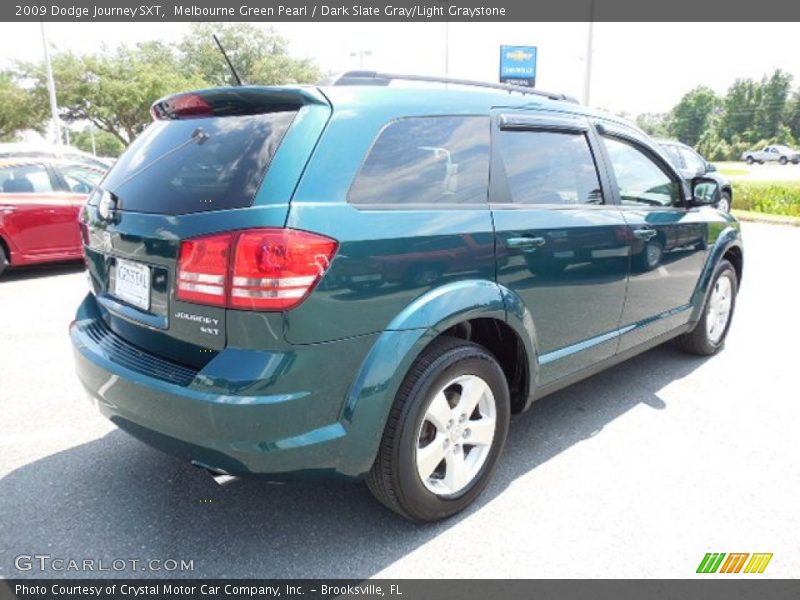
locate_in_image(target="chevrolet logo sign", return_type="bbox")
[506,50,533,62]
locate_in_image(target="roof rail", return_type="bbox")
[322,71,579,103]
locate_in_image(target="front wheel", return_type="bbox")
[367,336,510,522]
[673,259,738,356]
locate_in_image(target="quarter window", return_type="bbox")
[603,137,681,207]
[348,116,490,205]
[496,130,604,205]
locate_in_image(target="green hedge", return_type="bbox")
[733,181,800,217]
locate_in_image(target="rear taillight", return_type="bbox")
[176,233,232,307]
[175,228,338,311]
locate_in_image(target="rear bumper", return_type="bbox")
[70,294,378,479]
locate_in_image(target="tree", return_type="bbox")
[753,69,793,141]
[23,42,207,146]
[787,92,800,141]
[668,86,720,147]
[0,71,48,141]
[718,78,760,142]
[67,127,126,157]
[635,112,670,137]
[178,23,320,86]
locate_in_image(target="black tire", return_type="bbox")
[673,259,738,356]
[745,156,754,165]
[780,156,788,165]
[366,336,510,522]
[0,244,8,278]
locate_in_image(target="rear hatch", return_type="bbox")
[80,86,331,368]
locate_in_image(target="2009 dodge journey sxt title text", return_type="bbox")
[70,72,743,521]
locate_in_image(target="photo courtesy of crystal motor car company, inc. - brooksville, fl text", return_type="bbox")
[1,0,800,598]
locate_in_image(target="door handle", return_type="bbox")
[632,228,657,241]
[506,236,546,249]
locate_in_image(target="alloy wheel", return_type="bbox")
[706,275,733,344]
[415,374,496,496]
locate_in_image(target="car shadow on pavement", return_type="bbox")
[2,262,84,282]
[0,344,707,579]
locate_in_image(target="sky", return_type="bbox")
[1,21,799,116]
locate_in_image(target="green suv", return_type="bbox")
[70,72,743,522]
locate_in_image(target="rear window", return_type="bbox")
[349,116,490,206]
[101,112,296,215]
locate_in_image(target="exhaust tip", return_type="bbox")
[191,460,238,486]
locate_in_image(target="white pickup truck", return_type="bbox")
[741,145,800,165]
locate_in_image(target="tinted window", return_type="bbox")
[101,112,296,215]
[349,116,489,205]
[679,147,706,173]
[61,163,104,193]
[603,137,681,207]
[661,144,684,169]
[497,130,603,205]
[0,164,54,194]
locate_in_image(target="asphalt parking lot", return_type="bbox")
[1,221,798,579]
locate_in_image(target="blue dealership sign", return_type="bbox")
[499,45,537,87]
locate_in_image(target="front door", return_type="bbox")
[490,111,629,386]
[595,127,709,351]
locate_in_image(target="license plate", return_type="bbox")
[113,259,151,311]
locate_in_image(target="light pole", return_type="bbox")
[350,50,372,68]
[582,0,595,106]
[40,22,62,146]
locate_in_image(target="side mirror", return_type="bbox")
[689,177,720,207]
[705,162,717,172]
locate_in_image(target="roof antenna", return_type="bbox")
[213,34,244,86]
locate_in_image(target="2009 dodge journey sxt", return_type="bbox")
[70,72,743,521]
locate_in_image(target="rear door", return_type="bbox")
[490,110,629,385]
[594,123,709,351]
[0,161,74,258]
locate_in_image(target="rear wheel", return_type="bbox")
[673,259,737,356]
[780,156,788,165]
[745,156,754,165]
[367,336,510,522]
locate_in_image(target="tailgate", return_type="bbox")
[79,86,331,367]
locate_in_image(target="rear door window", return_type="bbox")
[0,163,55,194]
[496,130,604,205]
[101,112,296,215]
[348,116,490,206]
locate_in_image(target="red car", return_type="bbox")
[0,158,104,276]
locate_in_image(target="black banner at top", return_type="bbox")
[3,0,800,22]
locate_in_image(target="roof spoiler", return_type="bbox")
[150,86,329,120]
